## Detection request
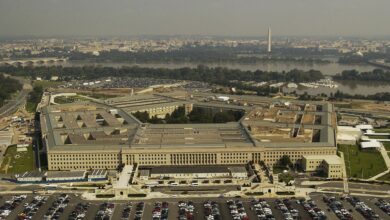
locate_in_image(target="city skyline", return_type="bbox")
[1,0,390,37]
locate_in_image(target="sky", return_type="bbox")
[0,0,389,37]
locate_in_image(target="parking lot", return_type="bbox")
[1,193,390,219]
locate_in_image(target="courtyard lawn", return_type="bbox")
[0,145,35,174]
[78,92,119,100]
[54,95,90,104]
[338,144,387,179]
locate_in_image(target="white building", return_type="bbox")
[46,171,86,182]
[337,126,362,145]
[360,141,382,149]
[15,171,44,183]
[217,96,230,102]
[88,169,108,181]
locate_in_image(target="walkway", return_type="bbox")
[339,152,349,194]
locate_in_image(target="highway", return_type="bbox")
[0,76,32,118]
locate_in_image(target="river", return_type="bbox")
[5,60,390,96]
[64,61,390,96]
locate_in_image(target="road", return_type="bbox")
[0,76,32,118]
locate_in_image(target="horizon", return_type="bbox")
[1,0,390,37]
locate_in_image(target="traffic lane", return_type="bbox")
[168,201,178,220]
[309,194,339,220]
[359,197,389,220]
[111,203,125,220]
[262,199,285,220]
[322,181,390,192]
[289,200,312,220]
[243,201,258,220]
[84,202,99,220]
[31,195,54,220]
[59,199,77,220]
[217,201,233,220]
[6,195,33,220]
[142,201,154,220]
[193,201,206,220]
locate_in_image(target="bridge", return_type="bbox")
[0,57,68,66]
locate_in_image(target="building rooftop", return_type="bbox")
[46,170,86,178]
[89,169,108,177]
[131,123,252,148]
[41,95,336,152]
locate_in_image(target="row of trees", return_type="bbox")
[0,74,23,107]
[69,47,330,64]
[0,65,325,84]
[26,85,43,112]
[332,90,390,102]
[333,69,390,82]
[132,106,244,124]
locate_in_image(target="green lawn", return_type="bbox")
[25,101,37,113]
[0,145,35,174]
[338,144,387,179]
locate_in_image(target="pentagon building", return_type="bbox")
[40,94,336,171]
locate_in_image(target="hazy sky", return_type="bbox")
[1,0,389,37]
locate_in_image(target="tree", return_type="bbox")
[279,155,293,168]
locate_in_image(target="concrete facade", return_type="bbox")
[302,155,343,179]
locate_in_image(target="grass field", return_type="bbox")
[0,145,35,174]
[338,144,387,179]
[25,101,37,113]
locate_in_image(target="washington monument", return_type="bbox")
[267,27,272,53]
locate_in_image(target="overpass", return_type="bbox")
[0,57,68,66]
